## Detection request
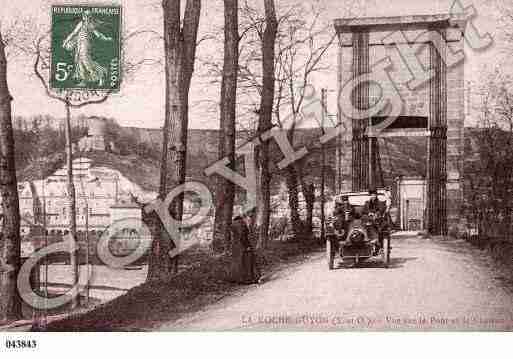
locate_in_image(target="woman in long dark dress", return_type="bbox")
[230,215,259,284]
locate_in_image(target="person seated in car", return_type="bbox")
[363,188,386,216]
[335,195,354,218]
[363,188,386,249]
[333,195,354,238]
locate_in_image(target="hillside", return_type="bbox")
[16,118,475,197]
[114,125,428,188]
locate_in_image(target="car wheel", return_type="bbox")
[326,239,334,270]
[382,235,390,267]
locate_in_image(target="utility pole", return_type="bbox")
[65,99,79,310]
[85,192,89,305]
[32,32,115,311]
[114,176,119,204]
[79,157,90,306]
[41,172,48,329]
[368,115,373,190]
[321,89,327,243]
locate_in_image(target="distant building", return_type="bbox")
[77,117,116,152]
[395,177,426,231]
[16,157,156,236]
[109,202,142,224]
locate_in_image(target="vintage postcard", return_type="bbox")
[0,0,511,356]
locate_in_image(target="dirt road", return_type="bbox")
[161,234,513,331]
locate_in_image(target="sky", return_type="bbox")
[0,0,508,129]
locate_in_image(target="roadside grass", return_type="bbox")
[43,239,322,331]
[445,234,513,293]
[486,239,513,289]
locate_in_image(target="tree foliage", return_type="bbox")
[465,70,513,238]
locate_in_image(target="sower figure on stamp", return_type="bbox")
[62,10,112,87]
[230,213,260,284]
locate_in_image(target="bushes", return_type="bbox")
[488,239,513,267]
[269,216,288,240]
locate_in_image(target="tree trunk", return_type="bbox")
[147,0,201,282]
[297,161,314,238]
[320,88,326,243]
[285,165,302,238]
[255,0,278,249]
[300,178,315,237]
[149,0,181,281]
[64,101,79,309]
[0,31,22,323]
[283,125,303,239]
[213,0,239,253]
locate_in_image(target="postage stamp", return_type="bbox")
[50,5,122,91]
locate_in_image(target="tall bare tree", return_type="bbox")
[210,1,334,242]
[213,0,239,252]
[255,0,278,248]
[0,29,22,323]
[147,0,201,281]
[273,3,335,239]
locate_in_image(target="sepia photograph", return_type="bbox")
[0,0,511,355]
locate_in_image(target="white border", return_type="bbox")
[0,333,511,359]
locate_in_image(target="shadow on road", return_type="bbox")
[333,256,418,270]
[41,282,129,292]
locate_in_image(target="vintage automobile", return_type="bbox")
[325,190,397,269]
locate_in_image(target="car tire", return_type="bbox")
[327,239,335,270]
[382,235,390,267]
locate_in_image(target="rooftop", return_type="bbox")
[334,13,468,33]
